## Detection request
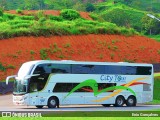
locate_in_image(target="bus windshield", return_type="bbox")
[17,63,35,78]
[13,80,27,94]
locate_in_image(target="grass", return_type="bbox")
[147,76,160,104]
[42,111,160,117]
[1,117,160,120]
[1,110,160,118]
[147,35,160,42]
[1,79,14,82]
[154,73,160,77]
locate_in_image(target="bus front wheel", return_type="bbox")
[114,96,125,107]
[126,96,136,107]
[48,97,58,108]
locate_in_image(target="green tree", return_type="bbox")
[141,14,160,35]
[123,0,132,5]
[24,0,45,10]
[0,7,3,16]
[44,0,74,9]
[86,3,95,12]
[73,2,85,11]
[60,9,80,20]
[0,0,7,10]
[101,8,130,27]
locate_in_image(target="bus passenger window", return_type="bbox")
[49,64,70,73]
[98,83,116,92]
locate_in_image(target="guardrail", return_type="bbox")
[0,82,13,94]
[153,63,160,73]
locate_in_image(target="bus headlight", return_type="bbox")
[24,96,28,100]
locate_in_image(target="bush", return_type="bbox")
[0,17,3,22]
[16,9,23,14]
[5,64,16,69]
[0,63,6,71]
[40,48,48,60]
[69,27,80,35]
[0,8,3,16]
[9,28,32,37]
[60,9,80,20]
[120,27,137,36]
[11,23,31,29]
[20,16,35,20]
[89,13,99,21]
[38,17,47,25]
[3,13,16,21]
[30,50,35,55]
[35,10,45,20]
[86,3,95,12]
[39,17,46,22]
[49,15,63,21]
[7,19,31,25]
[0,22,11,32]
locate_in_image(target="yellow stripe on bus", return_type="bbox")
[92,77,149,102]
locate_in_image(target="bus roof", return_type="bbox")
[23,60,153,67]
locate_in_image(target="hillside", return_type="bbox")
[0,34,160,80]
[6,10,93,20]
[0,9,137,39]
[92,1,160,35]
[1,0,160,13]
[1,1,160,36]
[0,1,160,81]
[0,0,105,10]
[95,0,160,13]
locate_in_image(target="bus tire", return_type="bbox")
[102,104,110,107]
[48,97,58,108]
[126,95,136,107]
[36,105,43,108]
[114,95,125,107]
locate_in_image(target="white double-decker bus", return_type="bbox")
[6,60,153,108]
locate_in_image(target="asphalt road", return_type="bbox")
[0,94,160,111]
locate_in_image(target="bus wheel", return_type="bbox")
[102,104,110,107]
[114,96,125,107]
[126,96,136,107]
[36,105,43,108]
[48,97,58,108]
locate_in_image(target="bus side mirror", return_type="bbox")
[6,75,17,85]
[20,74,40,85]
[24,74,40,79]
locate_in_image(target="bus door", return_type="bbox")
[28,75,48,106]
[29,64,50,106]
[28,80,40,106]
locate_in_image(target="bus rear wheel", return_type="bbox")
[48,97,58,108]
[102,104,110,107]
[36,105,43,108]
[126,96,136,107]
[114,96,125,107]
